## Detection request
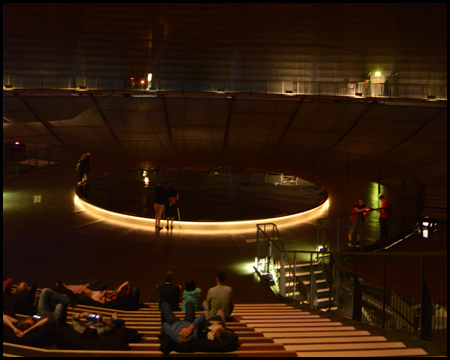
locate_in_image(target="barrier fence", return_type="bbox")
[332,251,447,343]
[3,74,447,101]
[255,224,447,343]
[3,142,64,175]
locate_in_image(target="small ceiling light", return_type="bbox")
[375,72,381,76]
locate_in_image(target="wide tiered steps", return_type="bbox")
[3,303,429,357]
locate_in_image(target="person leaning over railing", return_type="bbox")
[376,195,391,243]
[348,198,369,248]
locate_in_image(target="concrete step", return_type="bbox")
[4,302,430,357]
[293,348,427,357]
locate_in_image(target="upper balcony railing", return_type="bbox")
[3,74,447,102]
[3,141,65,176]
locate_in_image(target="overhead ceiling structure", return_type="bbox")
[3,94,447,188]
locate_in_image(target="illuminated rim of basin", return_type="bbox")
[74,191,330,234]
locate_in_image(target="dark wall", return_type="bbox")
[3,4,447,84]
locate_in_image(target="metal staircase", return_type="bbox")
[255,223,334,310]
[283,260,334,310]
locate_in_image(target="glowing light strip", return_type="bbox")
[74,193,329,234]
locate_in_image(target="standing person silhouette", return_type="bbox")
[76,154,87,186]
[164,183,179,230]
[154,183,165,231]
[348,198,368,248]
[83,152,91,182]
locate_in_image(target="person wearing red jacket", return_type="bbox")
[378,195,391,243]
[348,198,367,248]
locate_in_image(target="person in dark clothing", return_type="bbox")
[3,279,37,317]
[3,288,69,338]
[157,272,181,323]
[83,152,91,182]
[76,154,87,186]
[154,183,165,231]
[161,301,206,343]
[164,183,179,230]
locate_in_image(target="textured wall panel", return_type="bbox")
[3,4,446,85]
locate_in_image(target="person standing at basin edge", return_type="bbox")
[154,183,165,231]
[83,152,91,183]
[164,183,179,230]
[76,154,87,186]
[348,198,367,248]
[377,195,391,243]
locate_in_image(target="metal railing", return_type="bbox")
[3,74,447,101]
[255,230,447,343]
[3,142,65,176]
[332,251,447,343]
[255,224,290,293]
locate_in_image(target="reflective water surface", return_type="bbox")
[84,169,327,222]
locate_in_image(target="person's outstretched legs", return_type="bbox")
[161,302,180,326]
[37,288,69,325]
[183,301,195,323]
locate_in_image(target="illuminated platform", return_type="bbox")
[75,168,329,232]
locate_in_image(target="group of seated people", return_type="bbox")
[3,271,239,354]
[156,270,238,355]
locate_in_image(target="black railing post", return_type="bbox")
[378,170,381,195]
[337,218,340,253]
[293,254,297,302]
[352,256,362,321]
[328,254,333,311]
[256,226,260,264]
[309,252,314,306]
[381,255,387,328]
[420,255,432,340]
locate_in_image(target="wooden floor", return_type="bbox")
[3,303,429,357]
[3,158,407,307]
